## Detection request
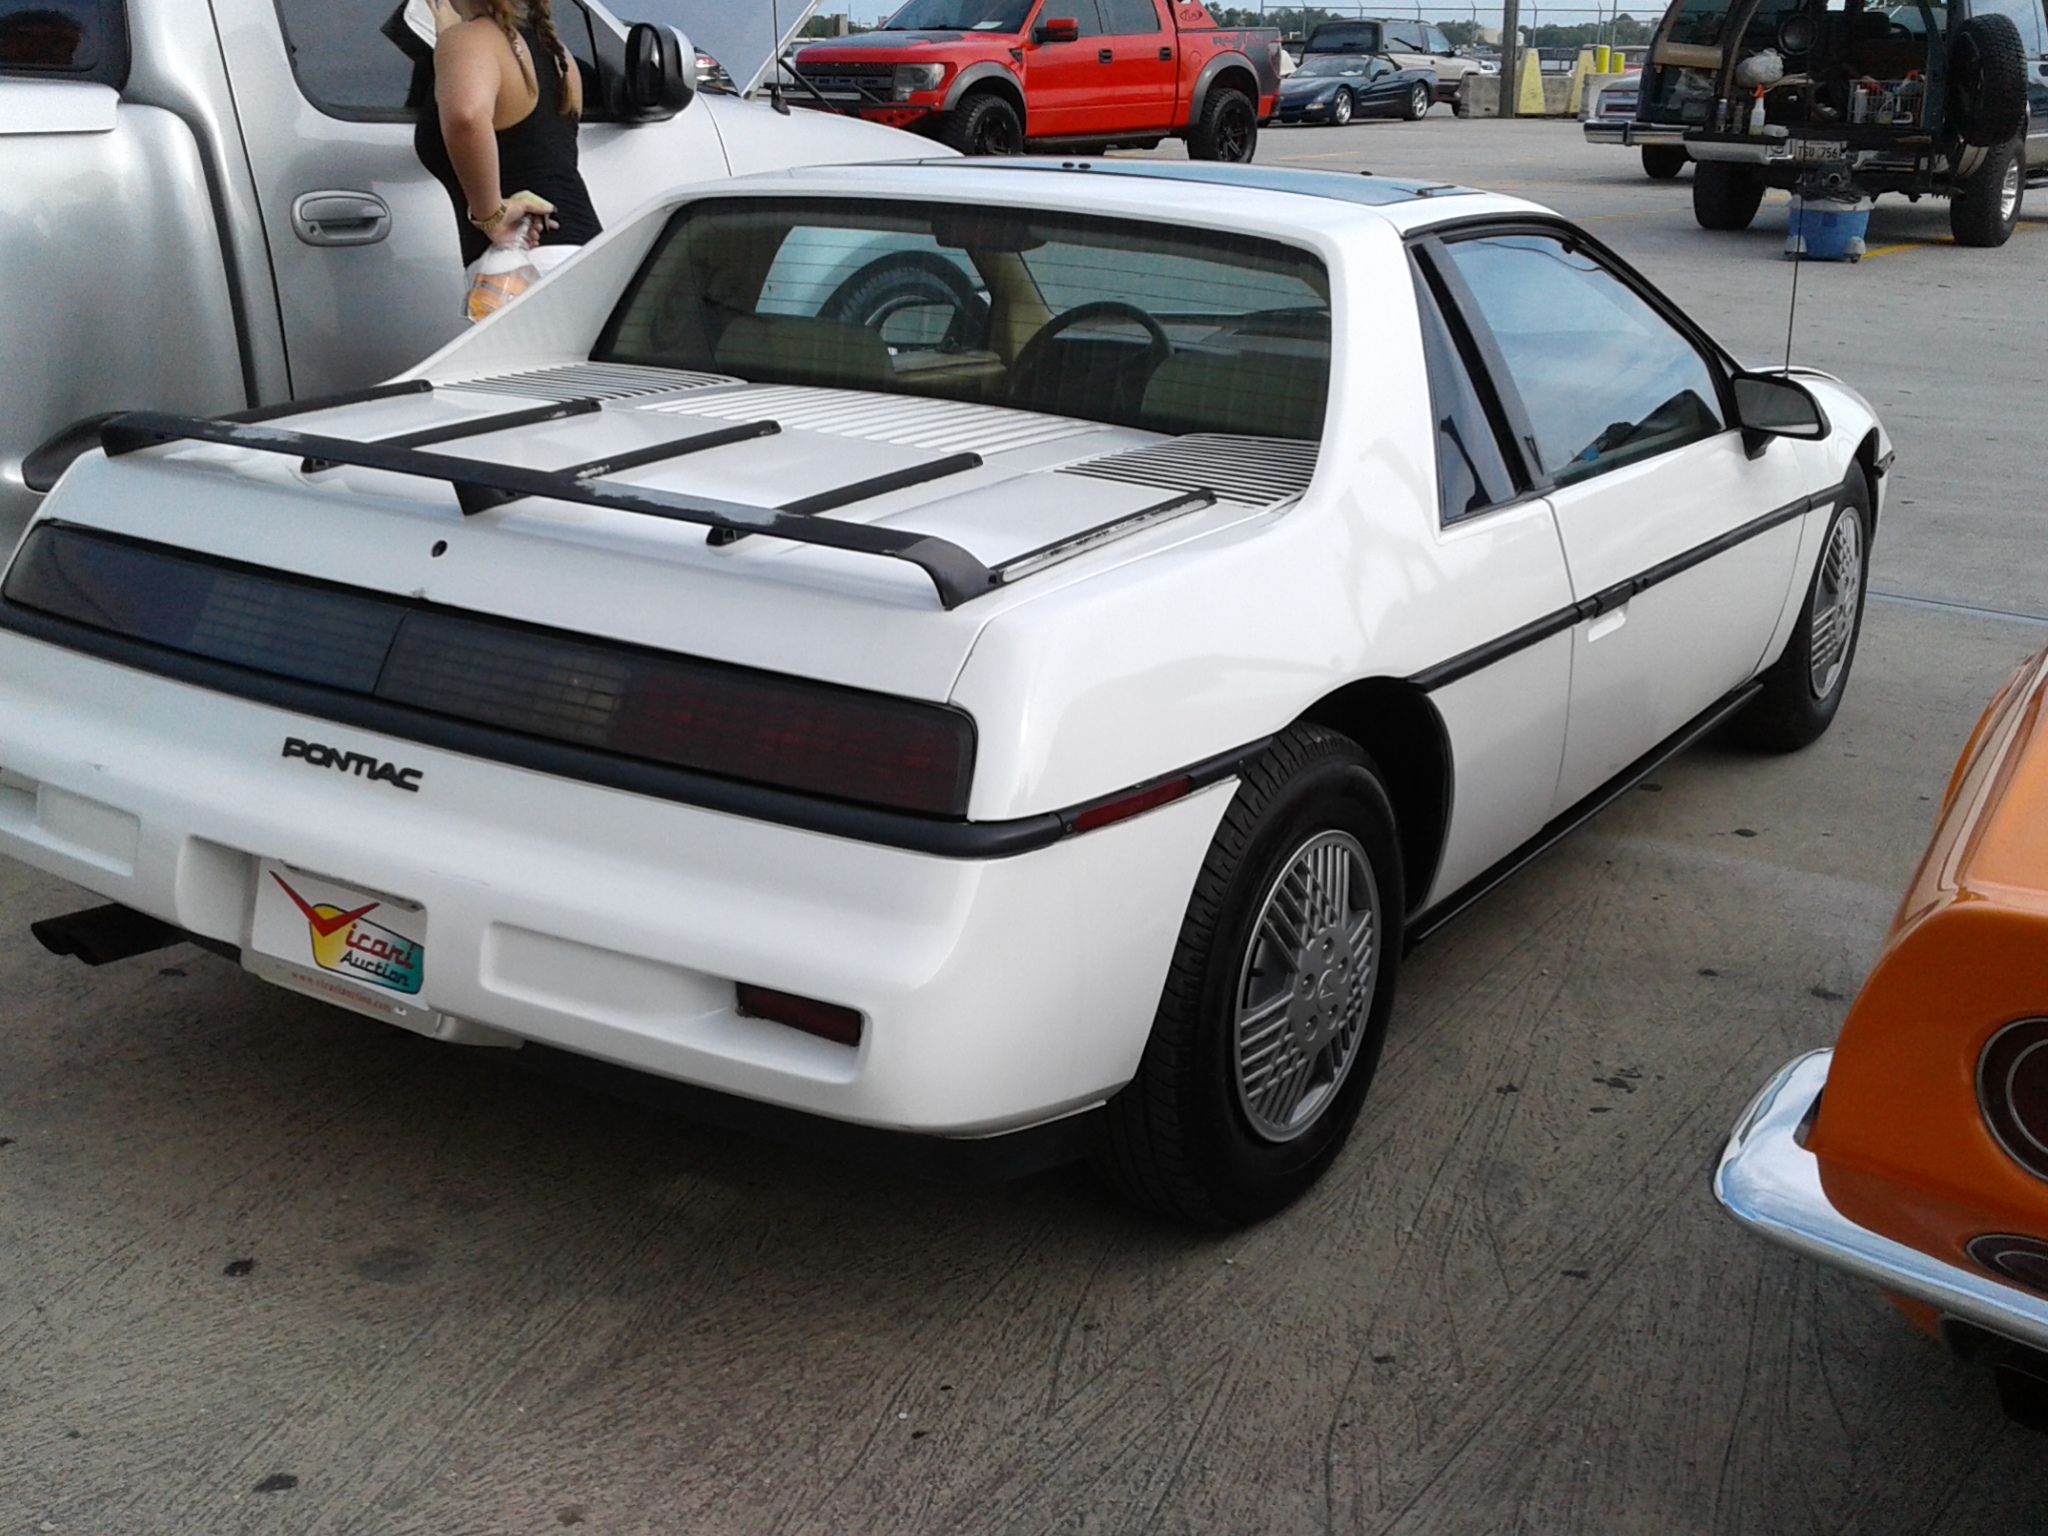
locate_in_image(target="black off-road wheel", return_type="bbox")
[1642,144,1688,179]
[1729,475,1871,752]
[939,92,1023,156]
[1693,160,1767,229]
[1948,13,2029,148]
[1951,134,2026,246]
[1092,725,1404,1228]
[1189,87,1258,162]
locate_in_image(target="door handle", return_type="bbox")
[1159,45,1173,60]
[1099,47,1114,63]
[291,191,391,247]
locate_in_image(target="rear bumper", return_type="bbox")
[0,631,1229,1136]
[1584,120,1686,147]
[1715,1050,2048,1354]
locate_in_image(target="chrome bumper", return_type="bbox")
[1716,1050,2048,1354]
[1583,121,1685,147]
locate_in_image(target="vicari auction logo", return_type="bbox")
[269,872,423,996]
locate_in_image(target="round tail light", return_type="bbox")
[1967,1233,2048,1297]
[1978,1017,2048,1181]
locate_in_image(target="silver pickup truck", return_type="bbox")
[1,0,924,549]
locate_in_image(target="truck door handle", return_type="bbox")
[291,191,391,247]
[1099,47,1113,63]
[1159,46,1173,60]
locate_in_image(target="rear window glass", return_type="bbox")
[0,0,124,81]
[1306,21,1381,52]
[597,198,1333,441]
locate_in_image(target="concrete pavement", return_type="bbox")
[3,118,2046,1534]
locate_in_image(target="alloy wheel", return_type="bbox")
[1412,84,1430,118]
[2001,156,2022,222]
[1332,90,1353,125]
[1232,829,1381,1143]
[1807,507,1864,699]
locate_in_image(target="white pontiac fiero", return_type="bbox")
[2,160,1887,1225]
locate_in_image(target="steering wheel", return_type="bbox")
[1009,300,1172,415]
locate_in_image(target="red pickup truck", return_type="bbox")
[791,1,1283,162]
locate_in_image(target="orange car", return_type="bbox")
[1718,644,2048,1431]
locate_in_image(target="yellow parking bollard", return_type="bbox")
[1594,44,1611,73]
[1517,47,1547,115]
[1567,49,1592,115]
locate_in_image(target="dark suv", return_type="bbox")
[1629,0,2046,245]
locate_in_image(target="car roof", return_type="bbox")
[704,159,1550,242]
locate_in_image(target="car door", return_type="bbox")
[1359,56,1404,112]
[1974,0,2048,166]
[1403,255,1574,904]
[1092,0,1178,131]
[1021,0,1107,137]
[211,0,467,400]
[1431,227,1813,816]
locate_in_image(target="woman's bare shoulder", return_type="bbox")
[435,16,514,61]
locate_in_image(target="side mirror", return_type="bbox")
[621,22,696,120]
[1733,372,1828,452]
[1033,18,1082,43]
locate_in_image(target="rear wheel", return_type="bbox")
[938,92,1023,156]
[1951,134,2025,246]
[1693,160,1767,230]
[1729,476,1871,752]
[1189,87,1258,162]
[1093,725,1404,1228]
[1642,144,1688,179]
[1404,81,1432,120]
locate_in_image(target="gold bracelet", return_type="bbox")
[467,200,507,231]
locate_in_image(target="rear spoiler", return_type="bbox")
[100,382,1215,610]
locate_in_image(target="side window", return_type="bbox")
[1368,57,1394,78]
[1441,233,1725,486]
[0,0,127,85]
[1425,26,1454,53]
[1386,22,1427,51]
[1100,0,1162,34]
[273,0,429,120]
[1046,0,1107,38]
[1978,0,2048,53]
[1412,264,1517,523]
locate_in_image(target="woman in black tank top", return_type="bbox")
[415,0,602,270]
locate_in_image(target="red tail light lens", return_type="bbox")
[736,983,863,1046]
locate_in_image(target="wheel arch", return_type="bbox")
[942,64,1028,124]
[1187,56,1263,128]
[1853,427,1884,533]
[1297,677,1452,914]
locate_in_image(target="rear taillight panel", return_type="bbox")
[3,524,974,817]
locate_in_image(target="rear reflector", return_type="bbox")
[735,983,863,1046]
[4,525,975,816]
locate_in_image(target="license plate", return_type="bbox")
[247,861,432,1025]
[1797,139,1848,161]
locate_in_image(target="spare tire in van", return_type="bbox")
[1947,12,2029,147]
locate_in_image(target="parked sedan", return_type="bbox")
[10,160,1885,1228]
[1718,646,2048,1432]
[1276,54,1438,124]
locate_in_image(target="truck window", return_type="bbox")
[1662,0,1741,48]
[1306,21,1382,52]
[597,198,1333,441]
[1386,22,1428,50]
[1425,25,1454,52]
[1100,0,1163,32]
[273,0,429,121]
[0,0,126,85]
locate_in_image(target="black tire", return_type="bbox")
[1188,87,1258,162]
[1330,88,1354,126]
[1950,134,2025,246]
[1728,474,1871,753]
[1404,81,1432,120]
[938,91,1023,156]
[819,252,990,351]
[1642,143,1689,179]
[1093,725,1404,1228]
[1947,13,2029,148]
[1693,160,1767,230]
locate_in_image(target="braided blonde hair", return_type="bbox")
[474,0,582,117]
